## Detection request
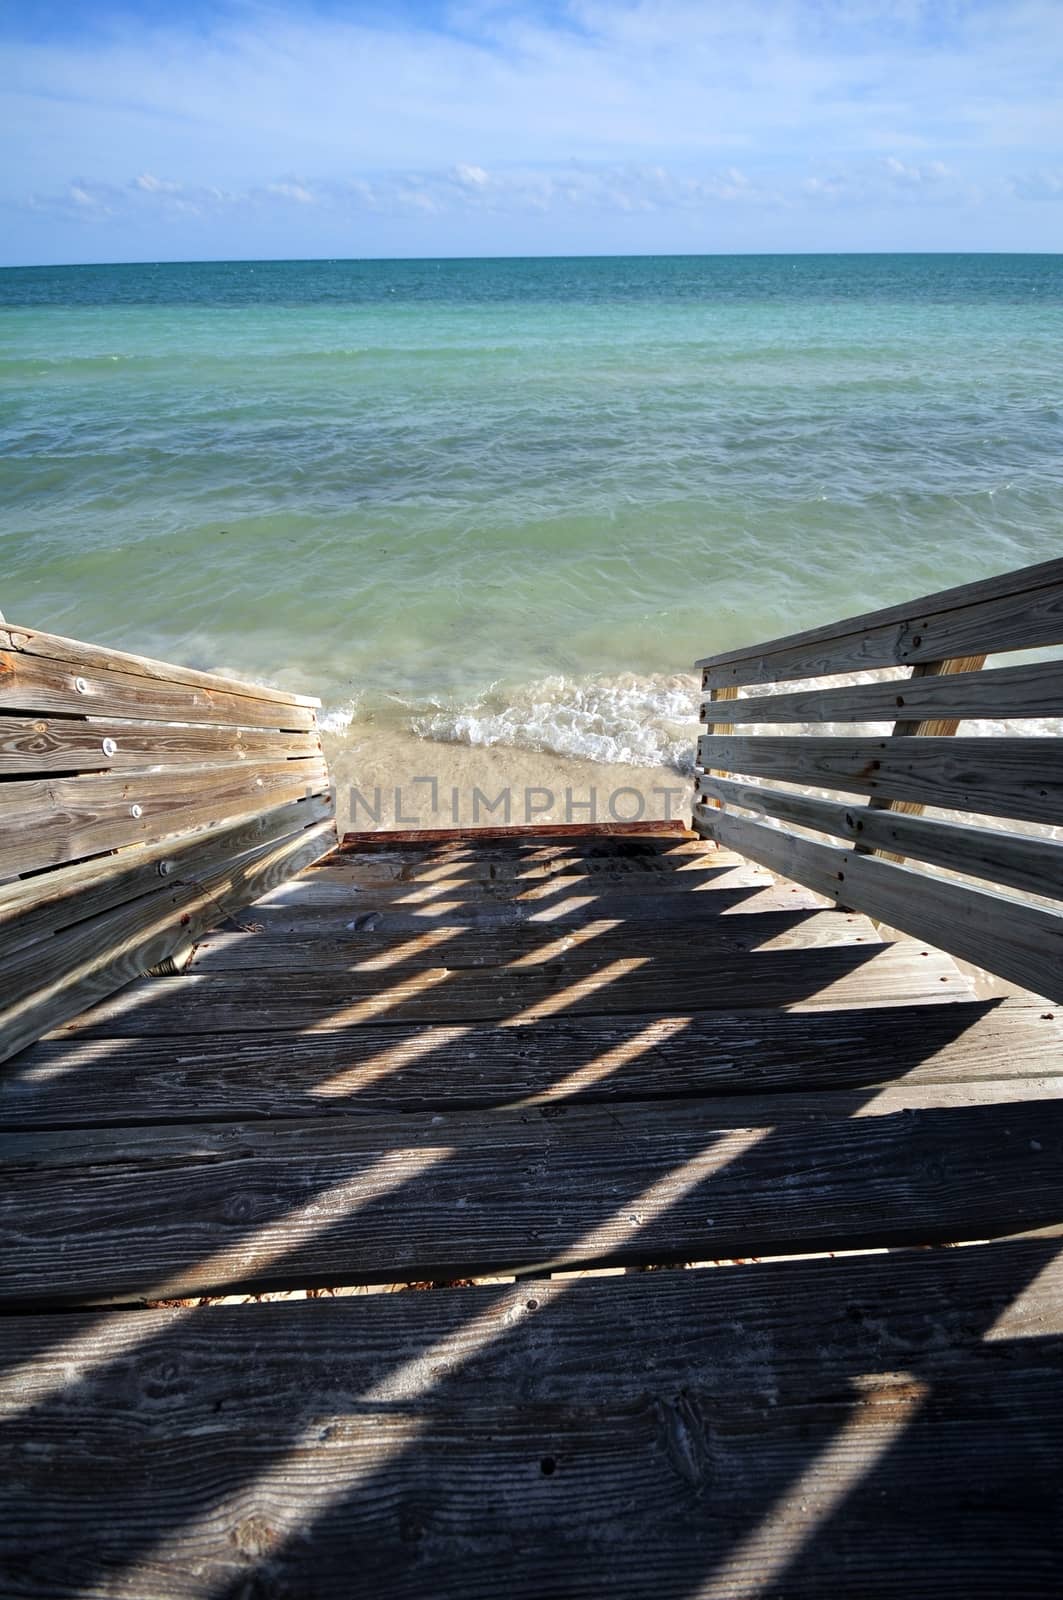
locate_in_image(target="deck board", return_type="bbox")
[2,1241,1062,1596]
[54,936,969,1037]
[4,1089,1062,1306]
[9,999,1056,1128]
[187,908,883,970]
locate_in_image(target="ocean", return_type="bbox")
[2,253,1061,807]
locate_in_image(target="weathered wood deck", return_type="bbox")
[3,820,1063,1596]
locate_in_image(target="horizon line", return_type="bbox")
[4,247,1063,272]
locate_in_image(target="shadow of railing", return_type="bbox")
[2,832,1062,1594]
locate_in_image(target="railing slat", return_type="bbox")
[702,657,1063,726]
[0,758,330,877]
[700,572,1063,688]
[0,647,318,730]
[0,622,336,1062]
[0,624,319,707]
[697,734,1063,827]
[0,715,319,775]
[696,807,1063,1002]
[695,778,1063,903]
[697,555,1063,675]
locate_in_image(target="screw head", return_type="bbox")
[74,676,89,694]
[130,803,143,819]
[101,737,117,757]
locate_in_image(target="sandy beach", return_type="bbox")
[322,722,693,835]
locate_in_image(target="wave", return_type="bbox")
[321,672,702,772]
[411,673,701,772]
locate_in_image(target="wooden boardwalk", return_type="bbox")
[3,821,1063,1596]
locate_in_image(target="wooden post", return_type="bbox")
[702,681,739,813]
[864,654,987,862]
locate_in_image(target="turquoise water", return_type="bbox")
[2,254,1061,765]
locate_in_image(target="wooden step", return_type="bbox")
[2,1090,1061,1307]
[52,939,971,1038]
[189,908,882,972]
[2,1240,1061,1596]
[264,864,776,907]
[7,1001,1057,1130]
[241,876,831,934]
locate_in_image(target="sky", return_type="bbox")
[2,0,1062,265]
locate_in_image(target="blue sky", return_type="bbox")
[3,0,1062,264]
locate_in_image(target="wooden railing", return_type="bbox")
[693,556,1063,1002]
[0,623,336,1062]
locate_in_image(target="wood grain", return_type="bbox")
[2,1241,1062,1598]
[6,1000,1057,1128]
[697,733,1063,826]
[1,1091,1061,1304]
[0,713,318,774]
[697,554,1063,684]
[0,646,317,729]
[0,819,337,1065]
[700,657,1063,725]
[0,623,319,706]
[188,907,881,971]
[0,758,330,876]
[55,938,969,1038]
[696,776,1063,902]
[0,792,335,954]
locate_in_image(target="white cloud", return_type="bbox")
[1009,169,1063,201]
[23,159,798,226]
[453,163,490,188]
[135,173,182,194]
[802,154,974,206]
[3,2,1062,255]
[266,181,316,204]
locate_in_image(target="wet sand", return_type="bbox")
[321,724,692,836]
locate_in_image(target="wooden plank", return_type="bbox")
[701,581,1063,687]
[706,655,1063,725]
[340,821,694,849]
[57,940,970,1037]
[0,820,337,1065]
[700,683,739,811]
[697,733,1063,826]
[0,714,319,774]
[236,880,849,936]
[0,646,317,730]
[696,808,1063,1001]
[312,841,728,886]
[310,853,736,893]
[2,1240,1061,1596]
[0,623,319,707]
[1,1092,1061,1304]
[696,777,1063,902]
[7,1000,1057,1128]
[0,793,335,956]
[0,757,330,876]
[189,908,881,972]
[268,862,780,913]
[697,554,1063,678]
